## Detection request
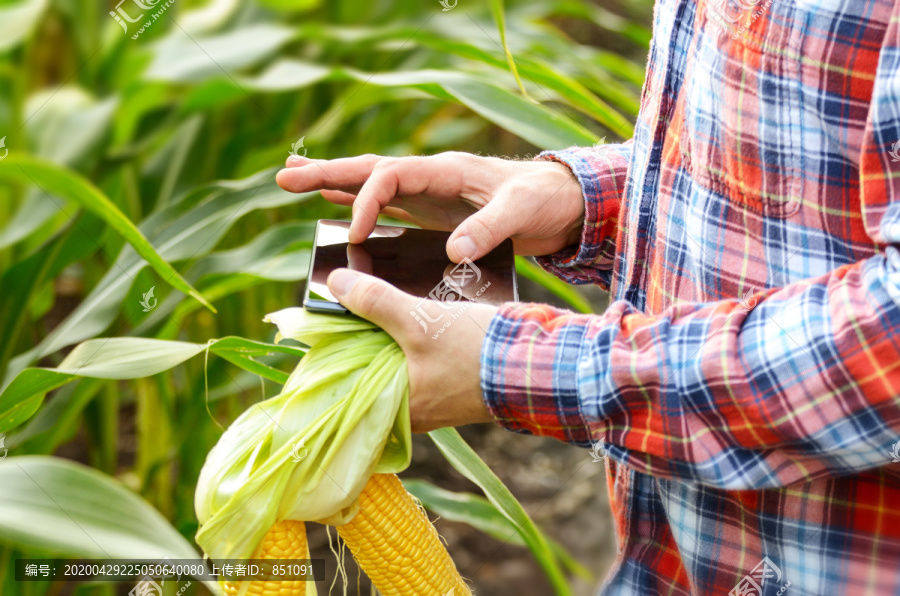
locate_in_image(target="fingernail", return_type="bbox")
[287,155,305,164]
[329,269,360,298]
[454,235,477,259]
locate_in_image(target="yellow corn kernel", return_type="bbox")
[224,519,309,596]
[337,473,471,596]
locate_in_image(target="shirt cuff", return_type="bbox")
[533,144,631,286]
[480,302,594,447]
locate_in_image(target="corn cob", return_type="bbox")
[336,473,471,596]
[224,520,309,596]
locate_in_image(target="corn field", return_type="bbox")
[0,0,652,594]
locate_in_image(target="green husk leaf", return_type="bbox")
[194,309,412,561]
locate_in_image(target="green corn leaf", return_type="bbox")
[177,0,242,34]
[404,478,522,543]
[133,220,315,338]
[0,224,93,374]
[489,0,531,100]
[428,427,573,596]
[0,154,214,313]
[6,379,105,454]
[0,337,304,434]
[145,24,296,82]
[341,69,595,148]
[3,172,313,383]
[404,478,595,582]
[516,256,595,313]
[0,0,47,52]
[216,352,290,385]
[0,91,118,249]
[0,456,221,594]
[413,35,634,134]
[188,63,597,149]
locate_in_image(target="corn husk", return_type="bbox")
[195,308,412,561]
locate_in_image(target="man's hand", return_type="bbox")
[327,267,497,432]
[276,152,584,262]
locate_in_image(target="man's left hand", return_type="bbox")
[327,268,498,432]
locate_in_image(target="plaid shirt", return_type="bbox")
[480,0,900,593]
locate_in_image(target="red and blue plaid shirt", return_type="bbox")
[481,0,900,593]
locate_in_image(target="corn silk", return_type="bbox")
[195,308,412,562]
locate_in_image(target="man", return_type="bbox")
[275,0,900,591]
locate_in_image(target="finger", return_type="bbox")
[320,194,414,216]
[446,189,521,262]
[319,189,358,205]
[380,206,412,222]
[349,166,401,243]
[319,195,410,226]
[346,243,374,275]
[318,193,409,231]
[284,155,321,168]
[349,155,475,243]
[327,269,417,339]
[275,154,383,193]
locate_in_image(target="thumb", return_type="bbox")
[327,269,416,338]
[446,190,520,262]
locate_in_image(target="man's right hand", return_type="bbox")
[275,152,585,262]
